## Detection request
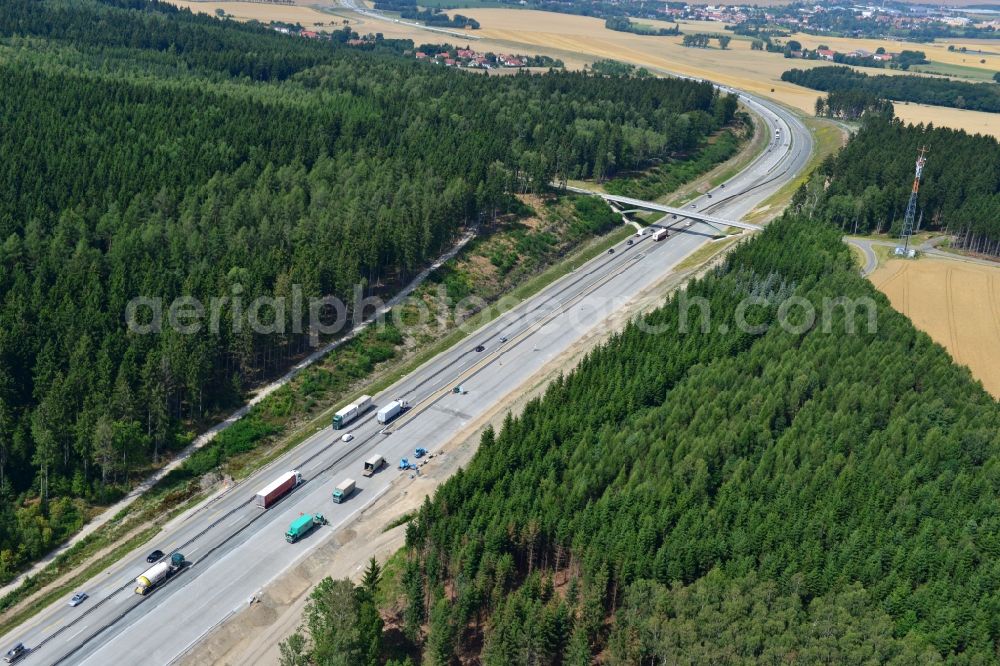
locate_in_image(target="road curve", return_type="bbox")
[1,78,814,666]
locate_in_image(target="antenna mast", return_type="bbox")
[899,146,928,255]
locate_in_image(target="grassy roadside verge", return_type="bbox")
[744,116,847,225]
[0,208,633,634]
[664,109,769,208]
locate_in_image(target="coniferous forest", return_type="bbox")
[782,65,1000,114]
[798,116,1000,256]
[386,211,1000,664]
[0,0,737,582]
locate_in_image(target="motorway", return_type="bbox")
[0,92,812,665]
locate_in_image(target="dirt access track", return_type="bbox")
[871,256,1000,399]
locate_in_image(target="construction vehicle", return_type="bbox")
[363,454,385,477]
[332,395,372,430]
[134,553,185,595]
[332,479,356,504]
[377,399,407,424]
[286,514,326,542]
[414,448,427,459]
[254,470,303,509]
[652,229,669,242]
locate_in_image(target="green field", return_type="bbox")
[911,60,998,82]
[417,0,511,8]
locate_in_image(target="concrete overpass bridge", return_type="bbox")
[563,186,763,233]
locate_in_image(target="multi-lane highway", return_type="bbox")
[1,91,812,665]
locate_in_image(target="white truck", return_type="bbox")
[376,400,406,424]
[652,228,669,242]
[332,479,356,504]
[333,395,372,430]
[134,553,185,595]
[363,454,385,477]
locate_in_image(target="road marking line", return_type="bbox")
[65,625,88,642]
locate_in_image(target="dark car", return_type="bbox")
[627,239,634,245]
[474,345,485,352]
[146,549,164,563]
[3,643,26,664]
[720,183,726,188]
[607,248,615,254]
[707,194,712,198]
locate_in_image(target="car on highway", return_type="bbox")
[146,549,164,563]
[607,248,614,254]
[3,643,26,664]
[499,336,508,343]
[474,345,485,352]
[341,433,354,443]
[720,183,726,188]
[627,239,634,245]
[689,204,696,209]
[68,592,88,607]
[707,194,712,198]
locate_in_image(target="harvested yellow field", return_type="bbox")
[783,31,1000,71]
[463,9,1000,137]
[166,3,999,137]
[893,101,1000,137]
[167,1,345,29]
[871,257,1000,398]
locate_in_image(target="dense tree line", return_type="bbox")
[391,212,1000,662]
[682,33,730,49]
[0,0,735,583]
[372,0,480,29]
[783,65,1000,113]
[280,559,387,666]
[814,90,894,120]
[797,116,1000,255]
[604,17,680,36]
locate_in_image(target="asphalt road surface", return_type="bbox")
[1,91,812,666]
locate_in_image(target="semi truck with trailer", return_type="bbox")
[362,455,385,477]
[285,514,326,542]
[652,228,669,242]
[376,400,407,424]
[255,470,303,509]
[134,553,185,595]
[332,395,372,430]
[332,479,356,504]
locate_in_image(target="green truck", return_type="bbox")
[285,513,326,543]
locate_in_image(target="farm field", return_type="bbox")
[166,2,1000,136]
[169,0,345,27]
[871,257,1000,398]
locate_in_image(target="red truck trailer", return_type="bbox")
[255,470,303,509]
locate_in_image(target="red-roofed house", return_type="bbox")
[301,30,319,39]
[816,49,836,60]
